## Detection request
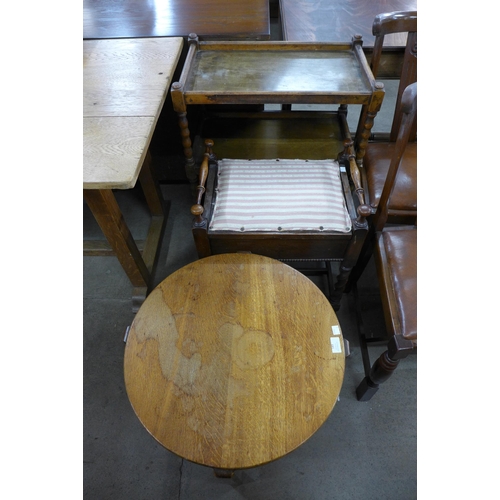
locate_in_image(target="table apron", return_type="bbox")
[184,94,374,106]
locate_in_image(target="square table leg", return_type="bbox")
[83,153,167,311]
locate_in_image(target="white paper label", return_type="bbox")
[330,336,342,353]
[331,325,341,336]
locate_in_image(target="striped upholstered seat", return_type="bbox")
[209,159,351,233]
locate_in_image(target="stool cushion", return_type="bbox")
[209,159,352,233]
[379,228,417,341]
[365,142,417,211]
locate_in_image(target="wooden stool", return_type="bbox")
[124,253,345,476]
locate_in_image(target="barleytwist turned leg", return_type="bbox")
[176,109,196,185]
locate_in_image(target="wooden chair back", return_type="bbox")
[373,81,417,231]
[356,11,417,144]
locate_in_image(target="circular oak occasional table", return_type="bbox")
[124,253,345,477]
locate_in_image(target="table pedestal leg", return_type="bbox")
[213,468,235,478]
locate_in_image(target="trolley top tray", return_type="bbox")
[175,35,379,105]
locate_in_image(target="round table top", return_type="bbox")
[124,253,345,470]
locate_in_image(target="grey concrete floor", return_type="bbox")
[83,89,417,497]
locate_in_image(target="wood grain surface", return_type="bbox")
[83,117,155,189]
[83,38,183,189]
[185,49,371,96]
[280,0,417,46]
[83,38,183,118]
[83,0,270,40]
[124,253,345,470]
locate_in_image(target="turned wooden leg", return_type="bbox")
[356,334,415,401]
[177,110,196,185]
[355,109,377,167]
[171,81,197,185]
[191,140,213,258]
[354,82,385,167]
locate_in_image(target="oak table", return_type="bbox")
[83,37,183,311]
[279,0,417,77]
[124,253,345,477]
[83,0,270,40]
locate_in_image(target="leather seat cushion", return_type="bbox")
[365,142,417,211]
[210,159,352,233]
[379,228,417,341]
